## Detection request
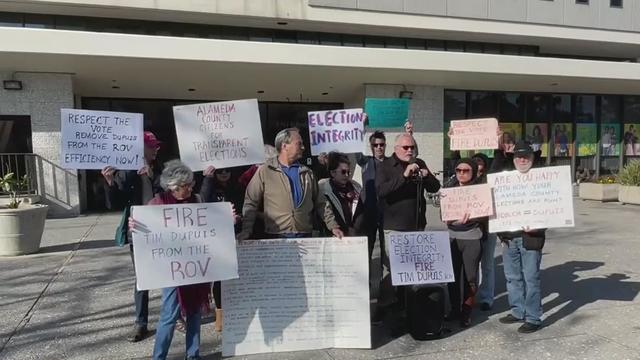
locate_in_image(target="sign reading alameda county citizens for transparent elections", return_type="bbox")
[60,109,144,170]
[488,165,575,233]
[172,99,265,171]
[131,202,239,290]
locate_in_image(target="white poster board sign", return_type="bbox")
[173,99,265,171]
[386,231,455,286]
[307,108,365,155]
[449,118,499,151]
[60,108,144,170]
[222,237,370,357]
[440,184,494,222]
[131,202,239,290]
[488,165,575,233]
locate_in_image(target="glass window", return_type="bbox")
[342,34,363,47]
[575,95,596,123]
[319,33,342,46]
[24,14,53,29]
[406,38,426,50]
[469,92,497,118]
[502,44,520,55]
[600,95,621,123]
[576,0,589,4]
[297,31,318,44]
[218,26,248,40]
[248,28,273,42]
[526,94,550,122]
[364,36,385,48]
[552,94,572,122]
[0,12,23,27]
[610,0,622,8]
[426,39,445,51]
[498,93,524,122]
[385,37,405,49]
[54,15,86,31]
[483,43,501,54]
[446,41,465,52]
[274,30,296,43]
[444,91,466,121]
[623,96,640,122]
[465,42,483,53]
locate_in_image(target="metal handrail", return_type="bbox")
[0,153,39,196]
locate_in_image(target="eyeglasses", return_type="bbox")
[339,169,350,175]
[401,145,415,151]
[455,168,471,174]
[372,143,386,148]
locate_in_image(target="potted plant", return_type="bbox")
[579,175,619,202]
[0,173,48,256]
[618,160,640,205]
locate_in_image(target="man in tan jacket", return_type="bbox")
[237,128,319,240]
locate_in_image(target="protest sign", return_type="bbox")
[364,98,410,128]
[131,202,238,290]
[60,109,144,170]
[449,118,499,150]
[308,108,365,155]
[173,99,265,171]
[488,165,575,233]
[386,231,454,286]
[222,237,370,356]
[440,184,494,222]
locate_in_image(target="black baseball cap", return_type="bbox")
[513,140,533,156]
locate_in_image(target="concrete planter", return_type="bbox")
[619,186,640,205]
[0,204,48,256]
[579,183,619,202]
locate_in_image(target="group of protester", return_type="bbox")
[103,119,548,359]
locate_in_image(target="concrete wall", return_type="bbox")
[309,0,640,32]
[0,72,79,217]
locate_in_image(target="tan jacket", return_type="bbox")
[239,157,319,238]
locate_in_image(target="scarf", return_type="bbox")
[331,180,358,225]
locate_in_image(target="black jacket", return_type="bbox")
[104,164,163,210]
[376,154,441,231]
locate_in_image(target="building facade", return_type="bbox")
[0,0,639,216]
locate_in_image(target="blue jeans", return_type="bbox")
[152,287,202,360]
[477,233,497,306]
[502,237,543,325]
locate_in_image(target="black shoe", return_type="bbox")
[128,325,149,342]
[499,314,523,324]
[371,307,385,325]
[480,303,492,311]
[518,322,542,333]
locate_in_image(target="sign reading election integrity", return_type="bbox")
[131,202,239,290]
[440,184,494,222]
[60,109,144,170]
[308,108,365,155]
[488,165,575,233]
[173,99,265,171]
[364,98,410,128]
[386,231,454,286]
[449,118,499,151]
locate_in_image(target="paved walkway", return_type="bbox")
[1,199,639,360]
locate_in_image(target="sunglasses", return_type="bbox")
[455,168,471,174]
[334,169,350,175]
[371,143,386,148]
[216,169,231,174]
[401,145,415,151]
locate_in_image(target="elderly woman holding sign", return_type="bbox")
[444,158,486,328]
[130,160,237,360]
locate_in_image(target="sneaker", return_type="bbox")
[127,325,149,342]
[518,322,542,333]
[480,303,492,311]
[498,314,523,324]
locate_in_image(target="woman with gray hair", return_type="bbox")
[131,160,209,360]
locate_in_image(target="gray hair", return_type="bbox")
[274,128,299,152]
[160,160,194,191]
[395,133,415,145]
[264,144,278,159]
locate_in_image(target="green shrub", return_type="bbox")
[618,160,640,186]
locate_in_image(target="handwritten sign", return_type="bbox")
[449,118,499,150]
[222,237,370,356]
[131,202,239,290]
[307,108,365,155]
[60,109,144,170]
[364,98,410,128]
[173,99,265,171]
[440,184,494,221]
[386,231,454,286]
[488,166,575,233]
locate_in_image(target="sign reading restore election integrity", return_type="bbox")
[173,99,265,171]
[440,184,494,222]
[222,237,370,357]
[131,202,239,290]
[364,98,410,128]
[386,231,454,286]
[488,165,575,233]
[449,118,499,151]
[308,108,365,155]
[60,109,144,170]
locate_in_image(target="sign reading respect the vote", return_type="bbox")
[440,184,494,222]
[173,99,265,171]
[131,202,239,290]
[60,109,144,170]
[449,118,499,151]
[223,237,370,356]
[364,98,410,128]
[387,231,454,286]
[308,108,365,155]
[488,165,575,233]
